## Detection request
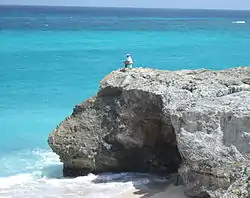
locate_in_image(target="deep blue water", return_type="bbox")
[0,5,250,197]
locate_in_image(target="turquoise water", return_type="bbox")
[0,5,250,197]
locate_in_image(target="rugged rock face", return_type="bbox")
[48,67,250,198]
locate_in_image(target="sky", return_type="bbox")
[1,0,250,10]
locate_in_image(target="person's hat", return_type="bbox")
[126,53,131,56]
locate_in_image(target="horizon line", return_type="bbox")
[1,4,250,11]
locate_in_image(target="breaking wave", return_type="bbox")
[0,149,169,198]
[232,20,246,24]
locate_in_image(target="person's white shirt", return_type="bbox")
[126,55,133,64]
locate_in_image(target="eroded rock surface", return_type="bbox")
[48,67,250,197]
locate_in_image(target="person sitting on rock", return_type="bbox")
[124,54,133,69]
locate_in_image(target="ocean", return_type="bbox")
[0,5,250,197]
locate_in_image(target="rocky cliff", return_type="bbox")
[48,67,250,198]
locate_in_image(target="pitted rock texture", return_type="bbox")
[48,67,250,198]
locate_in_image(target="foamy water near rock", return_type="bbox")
[49,67,250,197]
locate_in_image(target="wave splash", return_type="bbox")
[0,149,169,198]
[232,20,246,24]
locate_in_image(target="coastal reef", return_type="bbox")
[48,67,250,197]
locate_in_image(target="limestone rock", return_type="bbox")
[48,67,250,197]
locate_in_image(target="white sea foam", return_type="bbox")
[0,172,157,198]
[232,20,246,24]
[0,149,177,198]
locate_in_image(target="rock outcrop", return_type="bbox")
[48,67,250,198]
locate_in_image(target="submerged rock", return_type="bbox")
[48,67,250,197]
